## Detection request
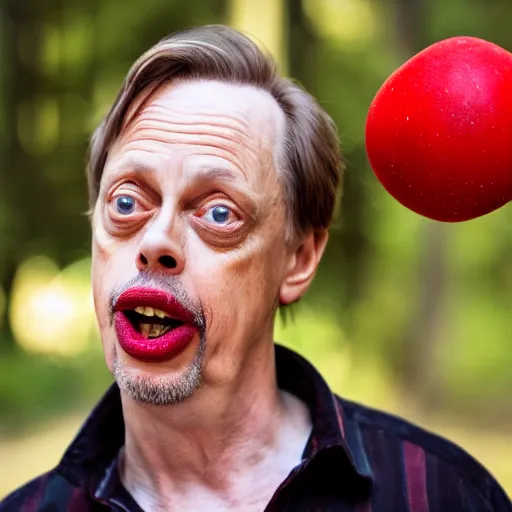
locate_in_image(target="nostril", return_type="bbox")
[159,255,177,269]
[139,254,148,265]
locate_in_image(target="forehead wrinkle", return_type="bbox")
[140,103,251,138]
[122,121,254,160]
[122,118,257,166]
[124,77,283,144]
[124,99,256,157]
[120,111,259,168]
[126,115,251,148]
[123,85,275,156]
[118,138,249,176]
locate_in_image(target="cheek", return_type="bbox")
[91,230,137,325]
[188,234,287,326]
[91,234,139,369]
[91,244,111,333]
[90,242,115,368]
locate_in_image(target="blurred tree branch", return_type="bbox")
[285,0,373,316]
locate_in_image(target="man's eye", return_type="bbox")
[114,195,137,215]
[202,205,233,225]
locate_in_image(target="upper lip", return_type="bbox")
[114,287,195,324]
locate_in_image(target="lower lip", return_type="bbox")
[114,312,198,362]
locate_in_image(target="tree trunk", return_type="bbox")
[0,262,17,348]
[285,0,317,89]
[392,0,449,407]
[398,223,448,405]
[0,0,20,348]
[0,0,58,347]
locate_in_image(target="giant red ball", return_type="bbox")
[365,36,512,222]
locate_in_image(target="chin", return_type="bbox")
[111,338,206,406]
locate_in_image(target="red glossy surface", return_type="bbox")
[113,287,199,362]
[365,36,512,221]
[115,311,197,362]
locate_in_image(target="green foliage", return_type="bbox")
[0,342,111,437]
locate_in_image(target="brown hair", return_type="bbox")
[87,24,344,239]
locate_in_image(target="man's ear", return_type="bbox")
[279,230,329,305]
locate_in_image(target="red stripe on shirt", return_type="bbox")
[403,440,430,512]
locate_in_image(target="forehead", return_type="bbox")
[110,79,286,179]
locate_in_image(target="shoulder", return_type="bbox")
[0,469,89,512]
[337,396,512,511]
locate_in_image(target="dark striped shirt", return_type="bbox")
[1,345,510,511]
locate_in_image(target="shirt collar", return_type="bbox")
[275,345,372,479]
[57,344,371,491]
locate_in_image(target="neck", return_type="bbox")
[119,341,311,508]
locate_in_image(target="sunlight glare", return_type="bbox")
[304,0,377,47]
[10,256,94,357]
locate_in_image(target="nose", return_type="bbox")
[136,206,184,275]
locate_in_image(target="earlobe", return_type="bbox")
[279,230,329,305]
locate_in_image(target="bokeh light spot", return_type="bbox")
[10,256,95,357]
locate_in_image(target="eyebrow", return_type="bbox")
[185,167,261,221]
[190,166,245,185]
[112,159,244,184]
[110,159,156,177]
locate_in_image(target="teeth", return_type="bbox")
[140,323,151,338]
[134,306,168,318]
[139,324,171,339]
[149,324,172,338]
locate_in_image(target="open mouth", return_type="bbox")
[123,306,185,339]
[113,287,198,361]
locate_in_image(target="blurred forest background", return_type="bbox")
[1,0,511,499]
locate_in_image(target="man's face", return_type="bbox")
[91,79,294,404]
